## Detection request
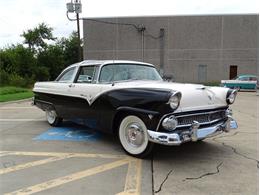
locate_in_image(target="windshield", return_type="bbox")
[99,64,162,83]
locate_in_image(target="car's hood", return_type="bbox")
[113,81,229,112]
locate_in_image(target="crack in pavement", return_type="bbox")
[183,162,223,181]
[154,170,173,193]
[151,153,155,195]
[213,135,259,169]
[222,142,259,168]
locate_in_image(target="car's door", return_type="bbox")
[52,66,79,117]
[69,65,104,118]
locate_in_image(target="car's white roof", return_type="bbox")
[81,60,154,66]
[67,60,155,69]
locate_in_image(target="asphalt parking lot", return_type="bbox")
[0,92,258,195]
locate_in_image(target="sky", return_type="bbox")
[0,0,259,48]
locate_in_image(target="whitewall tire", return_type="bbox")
[118,115,154,158]
[46,109,62,126]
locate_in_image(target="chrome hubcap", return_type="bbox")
[46,110,56,123]
[125,123,144,147]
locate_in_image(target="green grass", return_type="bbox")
[0,86,33,102]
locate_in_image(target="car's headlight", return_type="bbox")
[162,116,178,131]
[168,92,182,109]
[226,89,237,104]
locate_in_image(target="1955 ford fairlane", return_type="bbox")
[33,60,238,158]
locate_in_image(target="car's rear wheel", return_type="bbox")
[46,109,62,126]
[118,115,154,158]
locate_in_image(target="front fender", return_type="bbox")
[113,106,161,134]
[93,88,173,134]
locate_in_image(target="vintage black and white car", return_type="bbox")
[33,60,238,157]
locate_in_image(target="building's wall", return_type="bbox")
[83,15,259,83]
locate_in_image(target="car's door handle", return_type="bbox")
[68,84,75,88]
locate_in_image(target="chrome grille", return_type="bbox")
[176,110,226,127]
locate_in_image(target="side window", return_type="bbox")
[58,67,76,82]
[238,77,249,81]
[99,65,114,83]
[250,77,257,81]
[76,66,96,83]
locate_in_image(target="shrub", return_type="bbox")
[35,66,50,81]
[0,69,10,86]
[9,74,28,88]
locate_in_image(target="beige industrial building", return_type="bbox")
[83,14,259,83]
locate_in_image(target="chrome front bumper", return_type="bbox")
[147,116,238,146]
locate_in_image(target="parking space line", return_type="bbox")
[0,152,16,157]
[0,151,125,159]
[5,158,130,195]
[0,155,73,175]
[0,119,45,122]
[117,159,142,195]
[0,107,36,109]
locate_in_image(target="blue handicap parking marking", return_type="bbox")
[34,121,100,141]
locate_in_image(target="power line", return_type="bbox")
[67,12,142,31]
[67,11,163,38]
[85,18,142,31]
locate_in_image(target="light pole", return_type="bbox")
[66,0,82,61]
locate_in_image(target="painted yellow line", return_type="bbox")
[117,159,142,195]
[0,119,45,122]
[0,151,125,159]
[0,155,74,175]
[5,158,130,195]
[0,152,16,157]
[0,107,36,109]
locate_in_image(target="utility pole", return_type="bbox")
[75,0,82,61]
[159,28,165,75]
[66,0,82,61]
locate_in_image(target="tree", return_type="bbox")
[21,23,56,52]
[0,44,37,86]
[0,44,36,77]
[0,25,82,86]
[36,31,82,81]
[37,44,65,80]
[59,31,81,66]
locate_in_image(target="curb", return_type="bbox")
[0,98,33,105]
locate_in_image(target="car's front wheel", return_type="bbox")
[118,115,154,158]
[46,109,62,126]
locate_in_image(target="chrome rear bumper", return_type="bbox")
[147,116,238,146]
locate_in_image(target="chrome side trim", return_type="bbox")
[148,117,237,146]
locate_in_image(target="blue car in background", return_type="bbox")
[221,74,258,91]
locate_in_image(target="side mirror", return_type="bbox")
[163,74,175,82]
